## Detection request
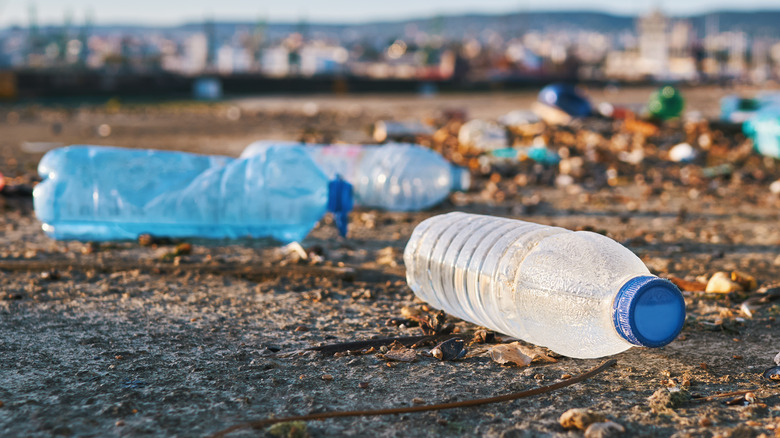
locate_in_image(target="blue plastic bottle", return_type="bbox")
[241,142,470,212]
[33,145,352,242]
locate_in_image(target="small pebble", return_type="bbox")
[584,421,625,438]
[358,382,369,389]
[412,398,425,405]
[0,401,4,408]
[559,408,606,430]
[561,374,572,380]
[115,420,125,427]
[321,374,333,381]
[705,272,743,294]
[294,325,308,332]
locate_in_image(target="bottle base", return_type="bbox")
[41,221,315,243]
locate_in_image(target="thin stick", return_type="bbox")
[206,359,617,438]
[692,389,758,402]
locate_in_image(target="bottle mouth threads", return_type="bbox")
[613,276,686,348]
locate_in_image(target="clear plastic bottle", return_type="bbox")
[403,212,686,359]
[242,142,470,211]
[33,145,351,242]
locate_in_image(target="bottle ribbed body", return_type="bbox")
[404,212,654,358]
[33,145,328,242]
[242,142,465,211]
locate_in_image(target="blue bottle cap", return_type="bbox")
[613,276,685,348]
[327,175,353,237]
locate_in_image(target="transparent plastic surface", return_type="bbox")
[242,142,468,211]
[404,212,657,358]
[34,145,329,242]
[744,109,780,159]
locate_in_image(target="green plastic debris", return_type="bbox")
[647,85,685,120]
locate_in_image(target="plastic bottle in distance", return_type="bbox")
[242,142,470,212]
[404,212,686,359]
[744,108,780,159]
[33,145,352,242]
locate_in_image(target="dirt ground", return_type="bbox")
[0,86,779,437]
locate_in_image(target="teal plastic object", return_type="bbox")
[744,110,780,159]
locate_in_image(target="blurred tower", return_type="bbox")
[726,31,747,79]
[59,9,73,64]
[751,37,770,83]
[27,3,43,65]
[250,16,266,72]
[78,10,93,67]
[703,13,720,76]
[204,18,217,72]
[637,8,668,79]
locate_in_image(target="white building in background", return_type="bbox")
[183,33,208,74]
[261,46,290,77]
[216,45,252,74]
[725,31,748,78]
[669,20,692,56]
[751,38,770,83]
[637,8,669,79]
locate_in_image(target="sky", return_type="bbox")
[1,0,780,27]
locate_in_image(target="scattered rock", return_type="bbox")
[376,247,399,267]
[400,306,422,319]
[647,388,691,414]
[706,272,743,294]
[730,271,757,291]
[321,374,333,381]
[584,421,625,438]
[775,351,780,366]
[471,330,494,344]
[379,343,417,363]
[559,408,606,430]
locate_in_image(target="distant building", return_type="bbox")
[637,8,669,78]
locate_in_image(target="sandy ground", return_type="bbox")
[0,87,779,437]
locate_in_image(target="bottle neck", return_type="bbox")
[450,166,471,192]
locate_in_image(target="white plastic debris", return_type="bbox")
[769,180,780,195]
[668,142,697,163]
[458,119,508,151]
[498,110,540,128]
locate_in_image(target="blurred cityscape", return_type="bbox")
[1,7,780,99]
